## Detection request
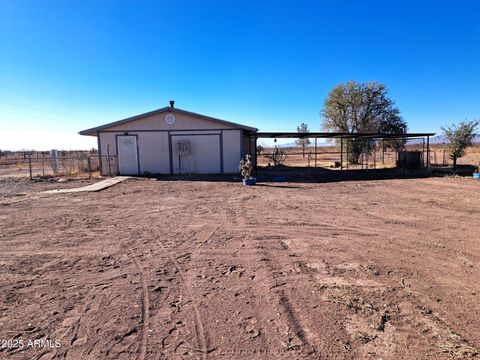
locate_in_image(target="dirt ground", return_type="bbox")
[0,178,99,196]
[0,177,479,359]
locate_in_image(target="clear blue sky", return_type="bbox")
[1,0,479,150]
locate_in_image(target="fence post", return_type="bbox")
[87,157,92,179]
[51,149,59,175]
[28,156,33,180]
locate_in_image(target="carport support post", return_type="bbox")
[340,135,343,170]
[314,137,317,167]
[422,138,425,165]
[254,135,258,177]
[340,135,343,171]
[346,139,349,170]
[426,136,430,168]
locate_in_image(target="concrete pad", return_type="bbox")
[43,176,130,194]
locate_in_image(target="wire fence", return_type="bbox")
[256,142,480,170]
[99,155,118,176]
[258,148,401,170]
[0,154,100,179]
[1,143,478,179]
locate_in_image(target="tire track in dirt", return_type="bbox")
[152,232,212,359]
[134,219,217,357]
[44,286,97,360]
[215,206,321,357]
[42,250,147,360]
[253,235,318,357]
[131,255,150,360]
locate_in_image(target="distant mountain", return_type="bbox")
[276,142,312,148]
[409,134,480,145]
[263,141,332,148]
[262,135,480,148]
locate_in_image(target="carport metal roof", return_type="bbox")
[255,132,436,139]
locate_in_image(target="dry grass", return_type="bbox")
[0,152,99,178]
[437,337,479,359]
[257,144,480,169]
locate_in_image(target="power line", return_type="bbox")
[0,109,89,126]
[0,100,99,122]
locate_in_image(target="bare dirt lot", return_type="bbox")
[0,177,479,359]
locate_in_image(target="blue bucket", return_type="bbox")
[243,178,256,186]
[473,173,480,180]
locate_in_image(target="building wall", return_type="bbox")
[171,133,222,174]
[222,130,242,173]
[138,132,170,174]
[106,111,234,131]
[98,132,118,175]
[97,111,244,175]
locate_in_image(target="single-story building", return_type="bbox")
[79,101,258,176]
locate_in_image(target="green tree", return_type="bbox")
[378,107,408,152]
[321,81,407,164]
[295,123,311,158]
[442,120,479,173]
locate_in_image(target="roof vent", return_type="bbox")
[169,100,175,108]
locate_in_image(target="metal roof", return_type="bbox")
[256,132,436,139]
[79,107,258,136]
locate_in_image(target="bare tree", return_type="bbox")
[295,123,311,158]
[442,120,479,173]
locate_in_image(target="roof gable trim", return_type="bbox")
[79,107,258,135]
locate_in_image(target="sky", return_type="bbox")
[0,0,479,150]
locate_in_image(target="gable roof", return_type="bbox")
[79,106,258,136]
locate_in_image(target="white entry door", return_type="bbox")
[117,136,139,175]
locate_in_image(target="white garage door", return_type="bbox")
[172,135,221,174]
[117,136,139,175]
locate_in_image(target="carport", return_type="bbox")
[251,132,436,170]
